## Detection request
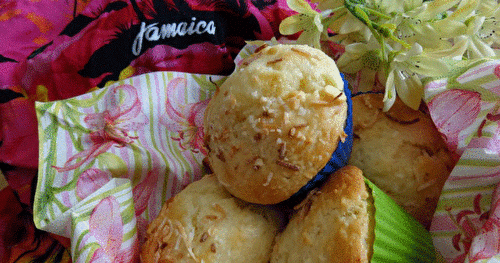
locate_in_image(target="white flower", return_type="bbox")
[278,0,499,111]
[384,43,449,111]
[336,36,384,92]
[476,1,500,47]
[430,15,497,59]
[392,5,452,50]
[336,36,382,73]
[280,0,332,48]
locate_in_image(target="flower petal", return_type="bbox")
[417,0,461,21]
[133,168,159,216]
[84,113,106,130]
[313,13,323,32]
[428,36,469,58]
[469,36,497,58]
[337,56,363,74]
[297,30,321,48]
[408,55,450,77]
[279,15,305,35]
[383,71,397,111]
[286,0,315,14]
[89,196,123,260]
[76,168,112,200]
[54,141,113,172]
[395,73,423,110]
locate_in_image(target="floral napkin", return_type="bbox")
[35,72,225,262]
[427,59,500,262]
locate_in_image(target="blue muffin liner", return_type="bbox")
[281,73,353,206]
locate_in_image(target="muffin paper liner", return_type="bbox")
[366,178,437,263]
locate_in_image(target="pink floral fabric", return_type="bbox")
[54,84,149,172]
[427,89,483,155]
[426,60,500,262]
[0,0,290,261]
[160,77,209,155]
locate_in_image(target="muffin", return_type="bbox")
[270,165,374,263]
[204,44,348,205]
[140,174,285,263]
[270,165,436,263]
[348,93,457,227]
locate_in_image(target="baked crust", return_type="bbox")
[140,174,284,263]
[271,165,374,263]
[348,93,457,227]
[204,44,347,204]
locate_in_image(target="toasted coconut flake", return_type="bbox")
[417,179,437,192]
[200,232,209,243]
[263,172,273,186]
[255,44,268,53]
[262,110,273,118]
[212,203,227,219]
[340,131,347,143]
[210,243,217,253]
[291,47,311,58]
[276,160,300,171]
[293,189,321,221]
[311,93,343,106]
[172,220,199,262]
[267,58,284,66]
[204,215,218,220]
[278,143,286,160]
[253,158,264,171]
[288,123,308,138]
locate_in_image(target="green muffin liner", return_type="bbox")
[365,178,437,263]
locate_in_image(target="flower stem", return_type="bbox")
[363,6,392,20]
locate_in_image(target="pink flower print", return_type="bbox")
[132,168,159,217]
[89,196,138,263]
[427,89,482,154]
[474,112,500,155]
[54,84,148,172]
[495,64,500,79]
[469,218,500,261]
[160,77,208,155]
[76,168,112,200]
[468,184,500,261]
[447,194,492,262]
